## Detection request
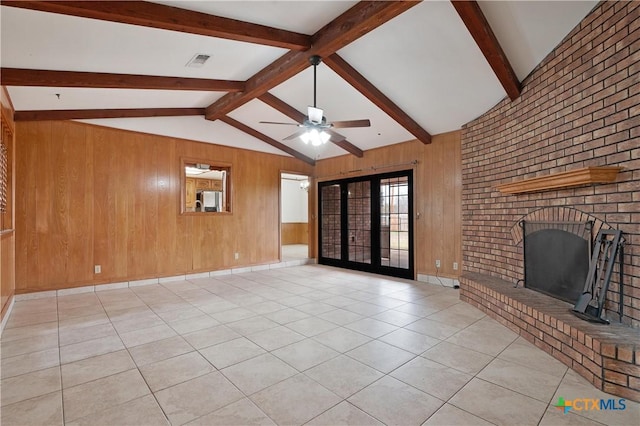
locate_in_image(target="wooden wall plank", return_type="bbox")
[454,131,463,274]
[64,122,93,284]
[157,135,180,275]
[433,132,445,275]
[35,122,62,286]
[15,123,39,289]
[416,138,431,277]
[128,133,143,277]
[92,126,116,282]
[139,133,159,278]
[441,131,457,276]
[282,223,308,244]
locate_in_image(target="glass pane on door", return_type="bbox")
[380,176,409,269]
[348,181,371,264]
[320,184,341,259]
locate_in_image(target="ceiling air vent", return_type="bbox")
[186,54,211,68]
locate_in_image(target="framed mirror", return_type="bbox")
[181,158,231,214]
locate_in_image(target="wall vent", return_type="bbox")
[186,54,211,68]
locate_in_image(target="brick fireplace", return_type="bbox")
[460,1,639,401]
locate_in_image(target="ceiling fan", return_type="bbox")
[260,55,371,146]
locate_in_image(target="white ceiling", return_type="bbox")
[1,1,597,161]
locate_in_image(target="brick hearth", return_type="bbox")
[460,273,639,402]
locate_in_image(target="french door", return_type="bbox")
[318,170,413,279]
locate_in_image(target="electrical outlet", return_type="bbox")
[234,252,239,260]
[453,262,459,270]
[435,259,441,268]
[94,265,101,274]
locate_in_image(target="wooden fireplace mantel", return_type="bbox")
[496,166,622,195]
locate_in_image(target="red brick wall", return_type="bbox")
[461,1,640,326]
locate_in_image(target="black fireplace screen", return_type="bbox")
[522,220,592,304]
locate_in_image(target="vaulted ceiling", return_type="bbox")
[1,1,597,164]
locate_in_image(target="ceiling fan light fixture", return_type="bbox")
[300,128,330,146]
[319,130,331,145]
[261,54,369,147]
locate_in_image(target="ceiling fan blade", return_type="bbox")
[327,129,346,143]
[283,128,310,141]
[259,121,300,126]
[308,106,323,124]
[330,119,371,129]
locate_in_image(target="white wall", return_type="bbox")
[281,178,308,223]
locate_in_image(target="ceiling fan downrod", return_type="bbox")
[309,55,322,109]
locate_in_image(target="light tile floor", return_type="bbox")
[1,265,638,425]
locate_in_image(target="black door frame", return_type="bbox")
[318,170,414,279]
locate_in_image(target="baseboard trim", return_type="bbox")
[14,258,316,301]
[417,273,460,288]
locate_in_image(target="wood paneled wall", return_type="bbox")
[15,120,313,293]
[14,120,460,293]
[313,132,462,279]
[281,223,308,245]
[1,86,16,321]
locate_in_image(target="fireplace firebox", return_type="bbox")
[521,220,592,304]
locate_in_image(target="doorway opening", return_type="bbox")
[318,170,413,279]
[280,173,310,261]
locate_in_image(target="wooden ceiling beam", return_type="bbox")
[205,1,420,120]
[308,1,420,60]
[257,93,306,123]
[1,68,244,92]
[451,0,521,101]
[219,116,315,166]
[258,92,364,157]
[2,1,311,51]
[14,108,204,121]
[205,50,306,120]
[323,54,432,145]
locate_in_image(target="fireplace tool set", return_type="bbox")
[572,229,624,324]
